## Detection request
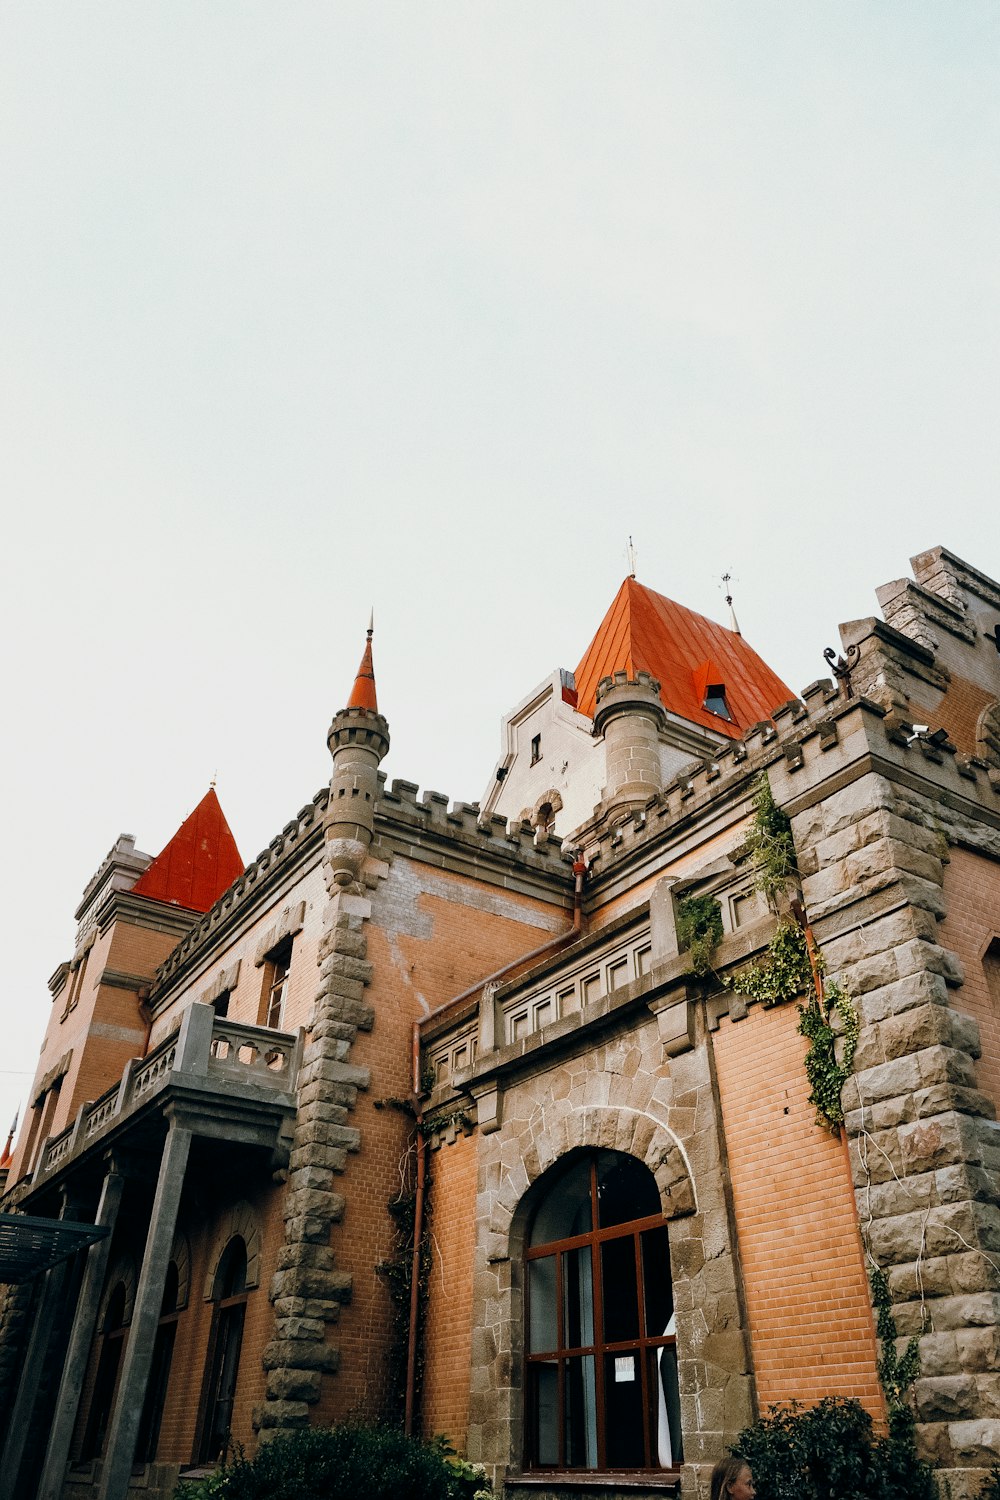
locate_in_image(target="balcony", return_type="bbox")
[28,1004,303,1192]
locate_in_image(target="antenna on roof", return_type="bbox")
[626,536,637,579]
[721,572,741,635]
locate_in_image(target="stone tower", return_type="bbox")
[324,617,391,892]
[258,620,390,1436]
[593,670,667,818]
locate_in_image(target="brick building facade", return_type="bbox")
[1,546,999,1500]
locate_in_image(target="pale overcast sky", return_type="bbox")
[1,4,998,1138]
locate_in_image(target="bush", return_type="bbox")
[733,1397,937,1500]
[175,1425,491,1500]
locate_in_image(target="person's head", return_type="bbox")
[710,1456,755,1500]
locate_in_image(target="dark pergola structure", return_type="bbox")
[0,1212,108,1284]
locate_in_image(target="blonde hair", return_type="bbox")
[710,1456,750,1500]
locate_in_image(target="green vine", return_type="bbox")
[744,773,798,905]
[734,775,859,1132]
[869,1262,920,1424]
[376,1180,432,1419]
[798,979,859,1130]
[730,919,812,1008]
[676,894,723,977]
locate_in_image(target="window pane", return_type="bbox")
[649,1345,683,1467]
[530,1361,559,1466]
[565,1355,598,1468]
[530,1155,593,1245]
[603,1351,645,1468]
[562,1246,595,1350]
[596,1152,659,1228]
[641,1226,673,1336]
[528,1255,558,1353]
[600,1235,639,1344]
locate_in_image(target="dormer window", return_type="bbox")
[530,733,542,765]
[703,685,732,721]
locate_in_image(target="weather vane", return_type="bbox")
[720,572,741,635]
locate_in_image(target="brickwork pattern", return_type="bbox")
[422,1129,478,1447]
[713,1003,883,1412]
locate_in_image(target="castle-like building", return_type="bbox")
[1,546,999,1500]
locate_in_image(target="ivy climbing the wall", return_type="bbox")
[676,893,724,977]
[731,774,860,1132]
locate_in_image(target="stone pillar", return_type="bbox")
[593,671,667,818]
[1,1187,83,1492]
[1,1262,71,1492]
[97,1115,193,1500]
[37,1160,126,1500]
[791,766,1000,1497]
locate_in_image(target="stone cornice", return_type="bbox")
[96,891,201,943]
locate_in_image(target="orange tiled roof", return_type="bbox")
[573,577,792,738]
[131,787,244,913]
[347,628,378,713]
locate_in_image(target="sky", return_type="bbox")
[1,3,998,1142]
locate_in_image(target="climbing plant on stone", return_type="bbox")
[733,774,860,1132]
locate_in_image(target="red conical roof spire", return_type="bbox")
[0,1112,17,1170]
[131,787,244,914]
[347,612,379,713]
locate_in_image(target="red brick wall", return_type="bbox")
[713,1002,884,1414]
[421,1130,478,1447]
[939,846,1000,1113]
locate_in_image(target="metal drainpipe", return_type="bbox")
[402,859,587,1436]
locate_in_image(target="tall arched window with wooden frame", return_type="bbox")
[197,1237,249,1465]
[524,1149,681,1476]
[82,1280,129,1460]
[135,1259,181,1463]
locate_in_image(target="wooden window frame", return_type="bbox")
[523,1152,680,1478]
[195,1239,249,1466]
[257,938,293,1030]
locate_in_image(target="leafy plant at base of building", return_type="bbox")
[744,773,798,905]
[174,1425,493,1500]
[732,1396,937,1500]
[798,976,860,1130]
[676,893,723,976]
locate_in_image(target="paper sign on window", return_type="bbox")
[614,1355,635,1383]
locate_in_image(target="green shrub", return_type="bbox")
[175,1425,492,1500]
[733,1397,936,1500]
[676,894,723,976]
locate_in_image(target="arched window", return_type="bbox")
[524,1150,681,1474]
[82,1281,129,1459]
[136,1260,180,1463]
[197,1237,249,1464]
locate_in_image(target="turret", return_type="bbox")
[324,617,390,890]
[593,670,666,817]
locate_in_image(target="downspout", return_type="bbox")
[402,858,587,1437]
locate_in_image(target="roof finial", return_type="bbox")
[347,612,379,712]
[626,535,638,580]
[721,571,741,635]
[210,769,217,789]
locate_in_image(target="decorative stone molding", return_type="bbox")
[199,961,241,1008]
[975,701,1000,767]
[254,903,306,968]
[203,1201,262,1298]
[97,1254,138,1329]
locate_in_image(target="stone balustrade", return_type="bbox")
[36,1006,302,1183]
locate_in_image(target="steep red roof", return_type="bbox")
[131,787,244,913]
[573,577,792,738]
[347,627,379,713]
